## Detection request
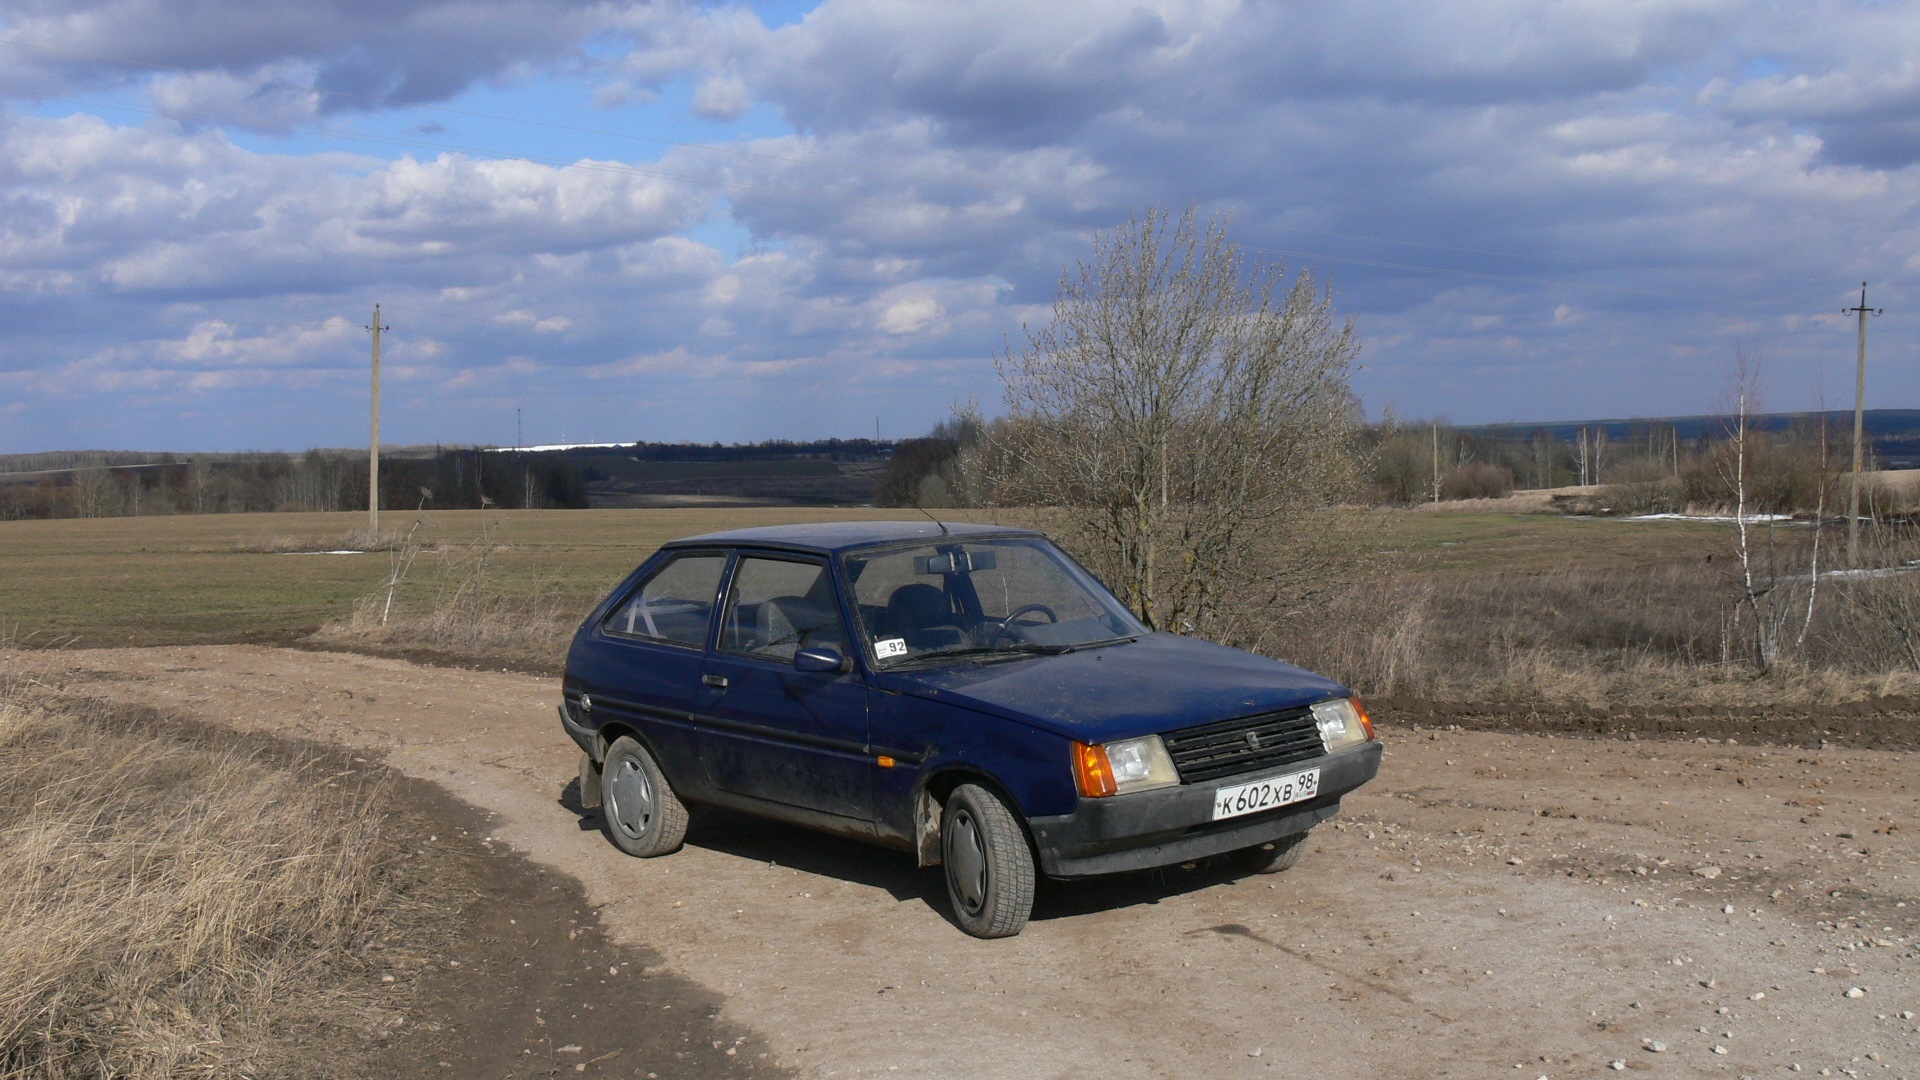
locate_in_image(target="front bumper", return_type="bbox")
[1027,739,1383,878]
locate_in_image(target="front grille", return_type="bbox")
[1162,706,1325,784]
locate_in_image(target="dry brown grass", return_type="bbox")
[311,588,586,669]
[310,519,588,669]
[1405,490,1563,514]
[301,507,1920,710]
[0,682,401,1078]
[1271,527,1920,707]
[219,527,430,555]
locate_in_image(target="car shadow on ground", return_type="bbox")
[558,779,1274,931]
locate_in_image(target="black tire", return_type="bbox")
[1230,829,1310,875]
[941,784,1035,938]
[599,735,688,858]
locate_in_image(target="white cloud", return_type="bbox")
[5,0,1920,450]
[875,292,942,335]
[691,74,752,120]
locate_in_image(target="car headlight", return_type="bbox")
[1072,735,1179,797]
[1312,697,1375,752]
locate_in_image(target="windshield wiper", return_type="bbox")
[1045,635,1138,654]
[883,645,1018,669]
[884,636,1139,669]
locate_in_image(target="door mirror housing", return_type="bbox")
[793,646,851,674]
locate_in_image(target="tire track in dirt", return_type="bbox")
[18,646,1920,1079]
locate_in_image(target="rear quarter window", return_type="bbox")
[604,552,728,647]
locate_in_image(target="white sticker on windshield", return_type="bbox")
[875,637,909,659]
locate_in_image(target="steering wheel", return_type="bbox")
[987,603,1058,643]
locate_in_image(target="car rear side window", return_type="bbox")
[606,553,727,647]
[719,556,849,662]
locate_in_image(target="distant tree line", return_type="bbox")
[0,448,587,520]
[1359,412,1874,514]
[880,408,1911,519]
[0,437,904,521]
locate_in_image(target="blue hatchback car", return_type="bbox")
[560,521,1382,937]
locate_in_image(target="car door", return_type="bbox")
[697,552,874,828]
[588,549,730,798]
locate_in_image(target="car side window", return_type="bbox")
[605,553,727,647]
[720,556,849,662]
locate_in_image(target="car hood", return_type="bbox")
[875,633,1349,742]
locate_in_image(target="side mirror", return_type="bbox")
[794,646,851,674]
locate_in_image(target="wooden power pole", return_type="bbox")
[366,304,389,538]
[1430,423,1440,504]
[1843,283,1882,565]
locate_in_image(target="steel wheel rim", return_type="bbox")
[606,756,654,840]
[946,808,987,915]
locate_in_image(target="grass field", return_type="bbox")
[0,506,1733,651]
[1374,510,1729,574]
[0,508,938,648]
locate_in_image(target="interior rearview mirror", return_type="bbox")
[915,549,996,575]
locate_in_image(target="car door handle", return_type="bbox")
[702,673,729,689]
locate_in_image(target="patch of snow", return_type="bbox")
[1628,513,1795,523]
[1817,562,1920,580]
[480,442,628,453]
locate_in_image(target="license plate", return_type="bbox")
[1212,767,1321,821]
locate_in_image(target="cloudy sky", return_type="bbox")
[1,0,1916,452]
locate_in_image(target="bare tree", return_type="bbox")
[980,206,1366,646]
[67,459,120,518]
[1716,350,1823,671]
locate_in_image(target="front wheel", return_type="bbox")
[941,784,1036,938]
[599,736,688,858]
[1229,829,1310,875]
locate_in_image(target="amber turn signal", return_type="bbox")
[1353,698,1377,741]
[876,755,896,769]
[1072,741,1117,798]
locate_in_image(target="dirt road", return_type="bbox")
[21,646,1920,1079]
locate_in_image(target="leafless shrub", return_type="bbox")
[1440,462,1513,501]
[974,205,1367,645]
[314,516,586,667]
[0,692,399,1077]
[1261,539,1920,707]
[1829,522,1920,672]
[1861,472,1920,520]
[1598,459,1686,515]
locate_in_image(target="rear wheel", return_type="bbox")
[941,784,1035,938]
[599,736,688,858]
[1230,829,1310,875]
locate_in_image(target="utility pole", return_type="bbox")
[366,304,388,538]
[1430,422,1440,503]
[1844,282,1883,565]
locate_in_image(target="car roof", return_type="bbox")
[663,519,1040,556]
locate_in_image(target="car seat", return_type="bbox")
[883,583,966,651]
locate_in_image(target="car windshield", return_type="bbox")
[842,536,1146,668]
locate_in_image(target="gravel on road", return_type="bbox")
[20,646,1919,1080]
